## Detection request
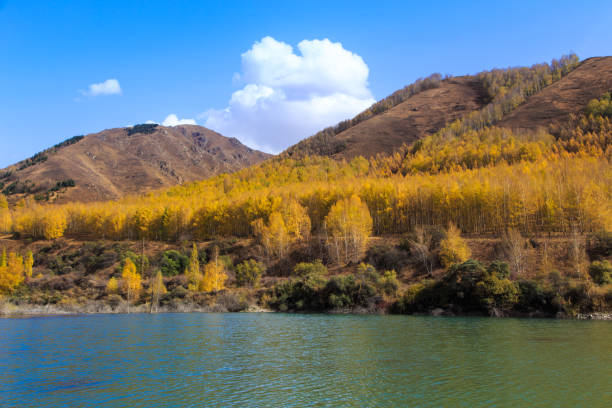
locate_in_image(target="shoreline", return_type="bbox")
[2,302,611,320]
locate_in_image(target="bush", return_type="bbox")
[400,226,443,276]
[159,250,188,276]
[516,280,551,314]
[216,292,250,312]
[376,270,399,297]
[323,275,377,309]
[365,244,409,272]
[127,123,158,136]
[392,279,441,313]
[442,259,518,314]
[356,263,398,297]
[218,254,234,272]
[589,260,612,285]
[587,231,612,260]
[121,250,149,274]
[85,250,117,274]
[269,273,328,312]
[235,259,265,287]
[293,259,327,277]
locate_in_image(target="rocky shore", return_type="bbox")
[576,312,612,320]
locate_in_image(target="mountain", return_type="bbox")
[285,55,611,160]
[0,124,270,203]
[498,56,612,131]
[286,76,487,160]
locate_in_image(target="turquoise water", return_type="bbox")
[1,313,611,407]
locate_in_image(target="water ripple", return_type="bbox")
[1,314,612,407]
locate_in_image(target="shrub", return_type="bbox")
[438,224,471,267]
[589,260,612,285]
[121,250,149,274]
[269,273,327,312]
[127,123,158,136]
[392,279,441,313]
[515,280,552,314]
[105,277,119,294]
[293,259,327,277]
[218,254,234,272]
[159,250,188,276]
[365,244,408,272]
[376,270,399,297]
[85,250,118,274]
[587,231,612,260]
[356,263,398,296]
[442,259,518,313]
[323,275,377,309]
[235,259,265,287]
[401,226,443,276]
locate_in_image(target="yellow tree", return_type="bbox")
[24,250,34,280]
[121,258,142,312]
[106,277,119,294]
[438,223,471,268]
[283,199,311,242]
[0,194,11,234]
[185,243,203,291]
[324,195,373,264]
[0,250,24,294]
[150,270,167,313]
[38,210,67,239]
[252,212,289,259]
[252,200,311,260]
[201,247,227,292]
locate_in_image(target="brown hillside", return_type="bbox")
[285,77,488,160]
[498,56,612,131]
[332,77,487,159]
[1,124,270,203]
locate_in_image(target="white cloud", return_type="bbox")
[202,36,375,152]
[85,78,122,96]
[162,114,196,127]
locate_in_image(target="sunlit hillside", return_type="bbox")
[1,54,610,317]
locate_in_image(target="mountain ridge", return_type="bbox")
[0,124,270,203]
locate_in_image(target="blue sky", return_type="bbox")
[1,0,611,167]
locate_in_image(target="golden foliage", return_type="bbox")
[0,194,11,234]
[438,224,471,268]
[121,258,142,305]
[186,243,203,291]
[150,270,167,312]
[24,250,34,280]
[106,277,119,294]
[201,247,227,292]
[252,199,310,259]
[0,249,25,294]
[325,195,373,264]
[6,85,611,246]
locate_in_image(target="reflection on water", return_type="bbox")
[1,313,612,407]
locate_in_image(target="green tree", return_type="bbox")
[235,259,265,287]
[589,260,612,285]
[159,250,188,276]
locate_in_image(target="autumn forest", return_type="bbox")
[0,53,611,317]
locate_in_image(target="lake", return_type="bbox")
[1,313,611,407]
